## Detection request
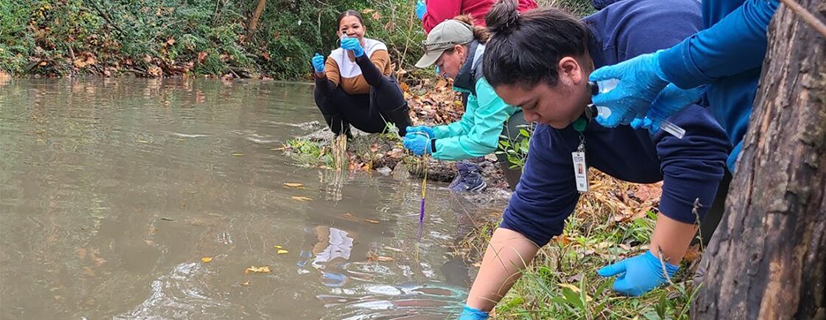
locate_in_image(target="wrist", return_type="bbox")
[651,50,671,84]
[462,305,490,319]
[646,250,680,277]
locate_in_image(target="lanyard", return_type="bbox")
[571,106,596,193]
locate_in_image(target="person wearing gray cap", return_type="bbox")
[402,16,528,192]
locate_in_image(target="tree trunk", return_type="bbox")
[691,1,826,319]
[246,0,268,40]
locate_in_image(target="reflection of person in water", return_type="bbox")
[297,192,397,288]
[311,226,354,287]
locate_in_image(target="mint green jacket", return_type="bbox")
[431,77,518,161]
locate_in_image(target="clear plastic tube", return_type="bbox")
[340,34,349,63]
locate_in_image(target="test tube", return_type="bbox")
[340,34,349,63]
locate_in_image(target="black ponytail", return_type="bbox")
[483,0,591,89]
[485,0,520,35]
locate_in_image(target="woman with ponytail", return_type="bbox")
[402,15,527,192]
[457,0,732,318]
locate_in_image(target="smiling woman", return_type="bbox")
[311,10,412,139]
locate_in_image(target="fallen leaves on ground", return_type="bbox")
[201,256,212,263]
[244,265,271,274]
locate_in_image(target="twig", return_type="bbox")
[778,0,826,38]
[656,245,677,287]
[87,0,125,37]
[692,198,704,251]
[398,0,419,75]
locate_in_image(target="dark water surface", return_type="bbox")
[0,79,501,320]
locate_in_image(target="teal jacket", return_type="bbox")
[430,42,519,161]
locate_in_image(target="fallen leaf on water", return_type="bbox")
[283,183,303,188]
[232,153,244,156]
[291,196,313,201]
[383,246,403,252]
[273,245,282,249]
[277,249,289,254]
[363,219,380,224]
[242,280,250,286]
[245,265,271,274]
[201,256,212,263]
[137,140,149,143]
[367,252,394,262]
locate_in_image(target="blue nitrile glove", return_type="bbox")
[403,134,431,156]
[406,126,435,139]
[416,1,427,21]
[458,305,489,320]
[590,51,670,127]
[639,84,705,134]
[597,251,679,296]
[340,37,364,58]
[311,53,325,73]
[594,105,639,128]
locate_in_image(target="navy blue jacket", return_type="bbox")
[659,0,779,170]
[500,0,731,246]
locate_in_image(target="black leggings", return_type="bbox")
[314,55,410,136]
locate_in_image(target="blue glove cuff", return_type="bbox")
[461,305,489,319]
[651,50,670,84]
[645,251,679,279]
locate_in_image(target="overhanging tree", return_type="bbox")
[692,0,826,319]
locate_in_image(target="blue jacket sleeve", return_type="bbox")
[500,126,581,246]
[653,105,731,223]
[659,0,780,88]
[432,79,517,161]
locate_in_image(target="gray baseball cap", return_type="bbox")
[415,20,474,68]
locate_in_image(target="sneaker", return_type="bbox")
[449,162,487,192]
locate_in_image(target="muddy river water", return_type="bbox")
[0,79,505,320]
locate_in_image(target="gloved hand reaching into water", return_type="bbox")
[457,305,489,320]
[597,250,679,296]
[406,126,435,139]
[630,84,705,135]
[416,1,427,20]
[340,37,365,58]
[403,133,432,156]
[589,51,671,127]
[311,53,325,73]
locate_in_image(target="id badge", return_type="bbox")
[572,152,588,192]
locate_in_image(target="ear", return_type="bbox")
[336,30,342,38]
[454,44,466,58]
[558,57,583,85]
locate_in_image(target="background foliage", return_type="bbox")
[0,0,592,79]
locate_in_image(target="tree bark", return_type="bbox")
[692,1,826,319]
[246,0,268,40]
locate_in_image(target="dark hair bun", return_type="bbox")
[485,0,520,34]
